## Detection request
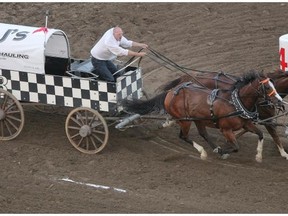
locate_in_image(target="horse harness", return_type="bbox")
[231,88,259,121]
[212,72,237,89]
[172,81,195,118]
[169,81,258,126]
[208,89,221,127]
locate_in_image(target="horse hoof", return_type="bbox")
[213,147,222,154]
[256,156,262,163]
[221,154,230,160]
[200,151,208,160]
[161,120,175,128]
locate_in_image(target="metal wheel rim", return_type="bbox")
[0,89,24,141]
[65,107,109,154]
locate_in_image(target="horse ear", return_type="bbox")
[258,70,266,78]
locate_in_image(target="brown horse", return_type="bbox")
[159,69,288,160]
[123,71,282,162]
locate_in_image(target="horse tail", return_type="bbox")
[122,92,168,115]
[158,77,184,92]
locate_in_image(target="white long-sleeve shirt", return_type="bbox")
[90,28,133,60]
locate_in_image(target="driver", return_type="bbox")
[90,26,148,82]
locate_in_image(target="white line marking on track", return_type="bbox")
[57,177,127,193]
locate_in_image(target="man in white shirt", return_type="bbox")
[90,26,148,82]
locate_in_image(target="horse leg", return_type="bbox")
[221,129,240,156]
[159,119,175,129]
[234,128,248,138]
[243,123,264,163]
[194,121,227,156]
[264,124,288,160]
[178,121,207,160]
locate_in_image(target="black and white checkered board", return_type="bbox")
[0,68,142,114]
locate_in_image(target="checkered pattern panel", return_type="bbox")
[0,68,142,114]
[116,68,143,112]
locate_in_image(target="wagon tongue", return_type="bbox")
[115,114,141,129]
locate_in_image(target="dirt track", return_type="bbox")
[1,2,288,213]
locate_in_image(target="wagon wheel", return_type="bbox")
[65,107,109,154]
[0,89,24,140]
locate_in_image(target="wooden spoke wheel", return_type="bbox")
[65,107,109,154]
[0,89,24,141]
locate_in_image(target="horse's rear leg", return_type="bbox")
[221,129,240,155]
[178,121,207,160]
[160,119,175,128]
[234,129,248,138]
[265,124,288,160]
[194,121,226,156]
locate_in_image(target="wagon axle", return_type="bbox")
[79,125,91,137]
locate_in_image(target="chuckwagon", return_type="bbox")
[0,22,144,154]
[2,21,288,162]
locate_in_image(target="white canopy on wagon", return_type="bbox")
[0,23,70,74]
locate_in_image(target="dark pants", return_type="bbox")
[91,57,118,82]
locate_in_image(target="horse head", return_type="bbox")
[234,70,282,108]
[267,69,288,98]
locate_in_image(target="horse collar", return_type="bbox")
[231,89,258,120]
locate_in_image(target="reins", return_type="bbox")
[173,110,244,122]
[146,47,237,89]
[147,47,218,73]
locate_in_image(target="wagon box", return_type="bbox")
[0,68,142,113]
[0,23,143,114]
[0,22,144,154]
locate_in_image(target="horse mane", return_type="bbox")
[267,68,288,80]
[157,77,184,92]
[233,70,263,90]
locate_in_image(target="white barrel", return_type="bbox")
[279,34,288,71]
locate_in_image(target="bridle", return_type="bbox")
[230,78,279,120]
[259,78,277,97]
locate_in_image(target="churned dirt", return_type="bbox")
[1,2,288,213]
